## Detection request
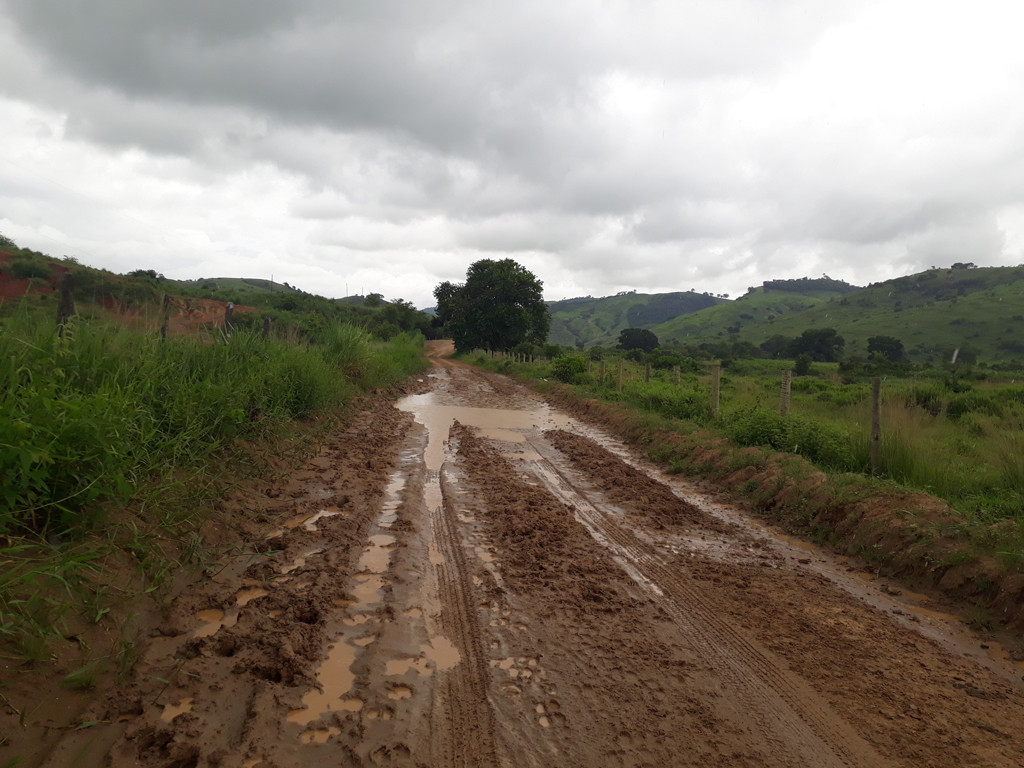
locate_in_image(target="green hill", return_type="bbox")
[651,287,844,346]
[547,291,723,347]
[731,266,1024,364]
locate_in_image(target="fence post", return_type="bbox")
[599,360,606,386]
[262,315,271,340]
[223,302,234,341]
[710,363,721,415]
[780,370,792,419]
[57,273,75,337]
[617,360,623,392]
[673,365,680,386]
[159,293,172,341]
[870,377,882,475]
[644,363,651,383]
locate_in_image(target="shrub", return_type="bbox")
[10,260,52,280]
[551,355,588,383]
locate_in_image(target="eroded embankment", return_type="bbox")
[530,380,1024,634]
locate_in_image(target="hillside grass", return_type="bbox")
[547,290,723,347]
[477,351,1024,545]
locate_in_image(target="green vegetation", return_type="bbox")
[471,348,1024,530]
[547,290,722,347]
[0,241,431,666]
[617,327,659,352]
[434,258,549,352]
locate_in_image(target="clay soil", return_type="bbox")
[5,340,1024,767]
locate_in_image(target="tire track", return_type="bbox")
[429,466,499,768]
[525,434,893,768]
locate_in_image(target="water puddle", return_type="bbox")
[378,473,407,528]
[280,547,324,575]
[387,684,414,700]
[352,574,385,604]
[287,642,361,726]
[397,394,571,472]
[358,534,397,573]
[300,726,341,744]
[235,587,269,606]
[194,609,227,638]
[386,656,434,677]
[424,636,461,671]
[161,698,193,722]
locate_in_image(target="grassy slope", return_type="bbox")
[650,288,834,346]
[548,291,723,347]
[166,277,304,295]
[734,267,1024,363]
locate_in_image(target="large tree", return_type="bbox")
[791,327,845,362]
[617,327,659,352]
[433,259,550,352]
[867,335,905,362]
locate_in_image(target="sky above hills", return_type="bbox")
[2,0,1024,309]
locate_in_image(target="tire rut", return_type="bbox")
[430,466,500,767]
[524,434,893,768]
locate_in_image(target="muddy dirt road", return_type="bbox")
[18,340,1024,767]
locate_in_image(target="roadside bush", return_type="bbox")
[906,385,945,415]
[946,393,1003,421]
[551,355,588,383]
[10,260,52,280]
[624,380,712,422]
[726,410,854,470]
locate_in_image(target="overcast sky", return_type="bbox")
[2,0,1024,308]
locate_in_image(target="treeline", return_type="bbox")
[760,277,858,295]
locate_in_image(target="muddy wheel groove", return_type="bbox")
[430,467,499,767]
[526,436,893,768]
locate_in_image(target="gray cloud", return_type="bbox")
[1,0,1023,309]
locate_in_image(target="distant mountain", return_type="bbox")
[547,291,724,347]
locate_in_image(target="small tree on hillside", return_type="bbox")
[791,328,845,362]
[867,335,905,362]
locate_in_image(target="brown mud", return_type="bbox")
[4,340,1024,766]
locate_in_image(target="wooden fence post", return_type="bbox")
[780,370,792,418]
[599,360,606,386]
[617,360,623,392]
[645,363,651,383]
[710,364,721,415]
[673,365,680,386]
[159,293,172,341]
[223,302,234,341]
[57,273,75,337]
[870,377,882,475]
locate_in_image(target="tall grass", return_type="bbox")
[481,353,1024,525]
[1,313,427,656]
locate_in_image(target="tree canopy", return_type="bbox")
[433,259,550,352]
[867,335,905,362]
[617,327,659,352]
